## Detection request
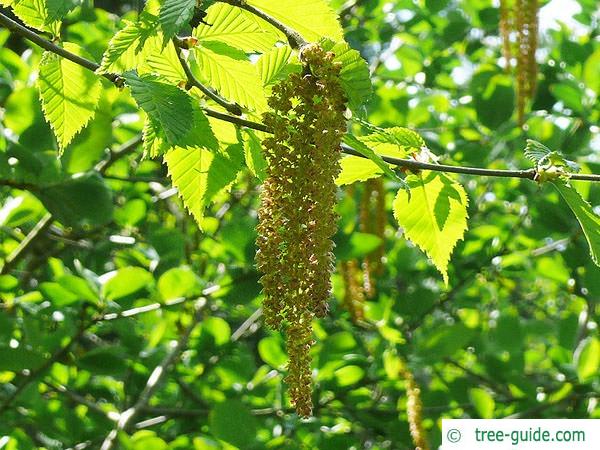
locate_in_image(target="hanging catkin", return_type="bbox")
[501,0,539,125]
[256,43,347,417]
[400,364,429,450]
[359,178,386,297]
[340,259,366,322]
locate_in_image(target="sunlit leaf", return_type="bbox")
[38,43,101,151]
[393,171,469,284]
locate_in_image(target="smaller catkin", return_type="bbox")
[340,259,365,322]
[513,0,539,125]
[256,43,347,416]
[359,178,386,297]
[400,365,429,450]
[499,0,513,71]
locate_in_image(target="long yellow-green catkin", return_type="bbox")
[256,43,347,417]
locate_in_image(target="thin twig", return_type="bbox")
[231,307,263,341]
[173,38,243,116]
[99,298,206,450]
[0,213,52,276]
[0,12,121,84]
[44,380,118,421]
[95,135,143,174]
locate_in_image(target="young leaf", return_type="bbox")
[337,128,424,185]
[97,17,162,74]
[194,3,279,52]
[190,41,267,111]
[393,171,469,284]
[256,45,295,86]
[7,0,61,34]
[165,143,244,226]
[142,103,218,158]
[320,39,371,111]
[38,43,102,151]
[343,134,406,187]
[336,156,382,186]
[245,0,343,42]
[127,73,193,146]
[45,0,80,23]
[243,129,267,180]
[553,180,600,266]
[144,42,187,84]
[159,0,197,44]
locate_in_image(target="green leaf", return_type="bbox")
[144,42,187,84]
[553,181,600,266]
[142,103,217,158]
[159,0,196,43]
[242,129,267,180]
[583,49,600,94]
[393,171,469,284]
[40,281,79,306]
[337,128,423,185]
[165,143,244,226]
[202,317,231,346]
[335,231,383,261]
[471,68,514,128]
[336,155,382,186]
[102,267,153,301]
[575,337,600,382]
[190,42,267,111]
[256,45,295,86]
[334,365,365,386]
[419,323,475,359]
[246,0,343,42]
[157,267,198,300]
[37,172,114,227]
[343,134,405,186]
[363,126,426,152]
[7,0,61,34]
[194,3,278,52]
[320,39,371,111]
[127,73,193,145]
[38,43,102,151]
[258,336,287,368]
[210,400,258,447]
[0,347,44,372]
[97,16,162,74]
[45,0,80,23]
[469,388,495,419]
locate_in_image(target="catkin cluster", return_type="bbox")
[256,43,347,417]
[500,0,539,125]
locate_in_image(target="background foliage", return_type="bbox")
[0,0,599,449]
